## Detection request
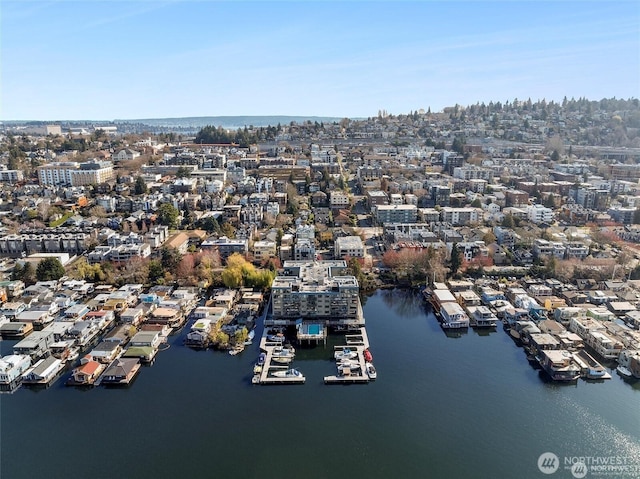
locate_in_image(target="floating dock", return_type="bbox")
[324,342,372,384]
[253,335,305,385]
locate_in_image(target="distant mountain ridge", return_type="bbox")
[114,115,345,129]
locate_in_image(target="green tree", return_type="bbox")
[451,136,465,155]
[148,260,165,284]
[161,247,182,271]
[134,176,148,195]
[35,258,65,281]
[501,214,515,228]
[157,203,180,229]
[175,167,191,178]
[449,244,462,277]
[470,198,482,208]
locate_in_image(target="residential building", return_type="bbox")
[269,260,363,326]
[334,236,365,259]
[375,204,418,225]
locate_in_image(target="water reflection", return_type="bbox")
[378,288,425,318]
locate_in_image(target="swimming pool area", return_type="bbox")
[308,324,321,335]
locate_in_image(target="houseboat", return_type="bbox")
[466,305,499,328]
[430,288,457,314]
[101,358,141,385]
[22,356,66,386]
[439,302,470,329]
[537,350,581,382]
[0,354,31,387]
[68,358,105,386]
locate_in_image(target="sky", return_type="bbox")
[1,1,639,121]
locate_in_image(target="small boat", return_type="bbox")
[272,356,293,364]
[617,365,633,378]
[271,368,303,378]
[251,374,261,384]
[272,345,295,358]
[334,348,357,361]
[229,345,244,356]
[363,349,373,362]
[337,359,361,370]
[365,362,377,380]
[267,333,285,342]
[253,364,263,374]
[244,329,255,345]
[257,353,266,366]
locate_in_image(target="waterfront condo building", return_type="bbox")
[268,260,364,326]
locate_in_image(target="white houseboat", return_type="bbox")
[440,302,470,329]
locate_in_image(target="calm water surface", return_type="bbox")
[1,289,639,479]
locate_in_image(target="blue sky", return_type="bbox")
[1,1,638,120]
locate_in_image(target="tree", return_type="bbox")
[501,214,515,228]
[470,198,482,208]
[451,136,465,155]
[134,176,148,195]
[449,244,462,277]
[482,231,497,245]
[148,260,165,285]
[36,257,65,281]
[175,167,191,178]
[157,203,180,229]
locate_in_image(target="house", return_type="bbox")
[148,308,183,328]
[113,149,141,162]
[89,341,122,363]
[22,356,64,385]
[0,354,31,384]
[0,322,33,338]
[13,330,55,360]
[101,358,141,384]
[129,331,163,349]
[71,358,105,385]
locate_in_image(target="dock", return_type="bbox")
[253,334,305,385]
[324,341,373,384]
[252,327,374,385]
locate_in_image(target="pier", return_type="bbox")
[324,343,371,384]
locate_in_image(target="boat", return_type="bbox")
[365,362,377,380]
[337,359,361,370]
[253,364,263,374]
[257,353,266,366]
[244,329,255,345]
[363,349,373,362]
[616,365,633,378]
[266,333,285,343]
[334,348,357,361]
[272,356,293,364]
[616,350,639,379]
[251,374,261,384]
[271,368,303,378]
[575,350,609,380]
[229,345,245,356]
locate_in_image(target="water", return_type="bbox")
[1,289,639,479]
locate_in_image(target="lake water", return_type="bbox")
[1,289,639,479]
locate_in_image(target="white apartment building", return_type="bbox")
[527,204,554,224]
